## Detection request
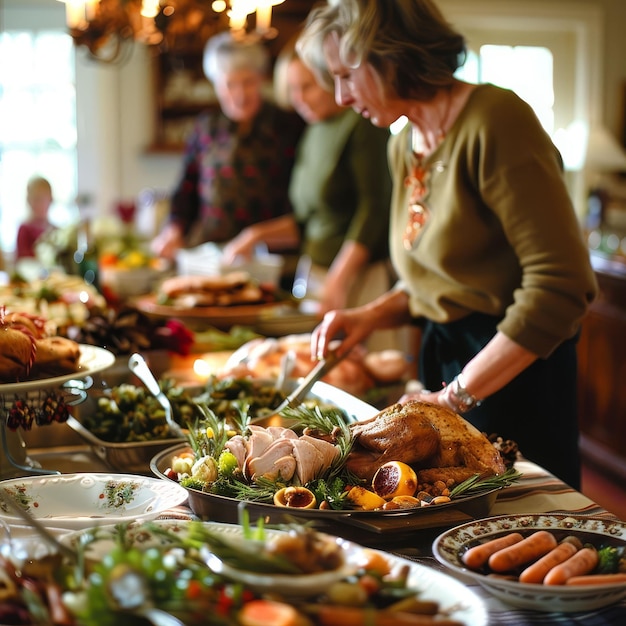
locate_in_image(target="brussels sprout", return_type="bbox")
[218,450,239,477]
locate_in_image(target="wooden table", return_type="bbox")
[18,446,626,625]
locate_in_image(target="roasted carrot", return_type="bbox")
[461,532,524,569]
[488,530,558,573]
[543,547,599,585]
[565,573,626,585]
[518,540,579,584]
[313,605,464,626]
[238,599,304,626]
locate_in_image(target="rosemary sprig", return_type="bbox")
[210,475,282,503]
[187,402,230,459]
[281,404,347,434]
[308,476,350,510]
[449,467,522,499]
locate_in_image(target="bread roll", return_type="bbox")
[160,272,251,297]
[31,336,81,376]
[363,349,410,383]
[2,311,47,339]
[0,326,36,382]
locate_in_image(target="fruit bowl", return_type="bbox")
[99,265,162,299]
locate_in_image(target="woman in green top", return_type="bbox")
[300,0,598,489]
[222,46,393,320]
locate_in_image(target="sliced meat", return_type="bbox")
[224,435,248,470]
[246,437,297,481]
[291,438,324,485]
[246,427,274,460]
[300,435,340,469]
[266,426,298,440]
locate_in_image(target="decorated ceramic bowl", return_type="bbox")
[0,472,188,530]
[433,513,626,612]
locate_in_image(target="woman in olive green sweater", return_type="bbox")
[301,0,598,489]
[222,50,393,321]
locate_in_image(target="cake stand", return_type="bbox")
[1,345,115,478]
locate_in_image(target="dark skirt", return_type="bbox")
[419,313,581,490]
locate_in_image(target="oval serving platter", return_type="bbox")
[151,442,501,529]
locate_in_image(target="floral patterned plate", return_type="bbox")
[433,514,626,612]
[0,472,188,530]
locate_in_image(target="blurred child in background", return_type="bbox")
[16,175,56,260]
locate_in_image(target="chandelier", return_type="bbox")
[56,0,285,62]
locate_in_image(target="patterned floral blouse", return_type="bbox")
[169,102,304,248]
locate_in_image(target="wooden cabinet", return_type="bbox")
[147,1,316,152]
[577,253,626,481]
[149,45,217,152]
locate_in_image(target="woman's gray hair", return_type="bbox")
[297,0,466,101]
[203,31,270,84]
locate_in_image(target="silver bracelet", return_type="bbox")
[442,373,482,414]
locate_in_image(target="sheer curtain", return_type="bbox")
[0,29,78,263]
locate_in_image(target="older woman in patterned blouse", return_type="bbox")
[152,31,304,261]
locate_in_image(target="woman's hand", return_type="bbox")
[311,288,413,360]
[311,307,372,361]
[222,216,300,265]
[398,380,445,406]
[221,229,257,265]
[399,332,539,413]
[151,223,184,261]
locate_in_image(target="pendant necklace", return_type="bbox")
[403,87,453,250]
[411,85,453,156]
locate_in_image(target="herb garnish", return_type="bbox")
[449,467,522,499]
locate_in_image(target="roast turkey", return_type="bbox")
[346,400,506,483]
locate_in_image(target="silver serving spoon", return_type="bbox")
[128,353,186,439]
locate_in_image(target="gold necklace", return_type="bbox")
[404,87,453,250]
[411,85,453,155]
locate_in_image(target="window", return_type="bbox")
[457,45,555,136]
[0,29,78,260]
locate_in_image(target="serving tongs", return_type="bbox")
[128,353,186,439]
[250,350,342,424]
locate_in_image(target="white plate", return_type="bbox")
[0,520,70,563]
[63,519,487,625]
[433,513,626,612]
[0,472,188,530]
[0,345,116,393]
[254,303,319,336]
